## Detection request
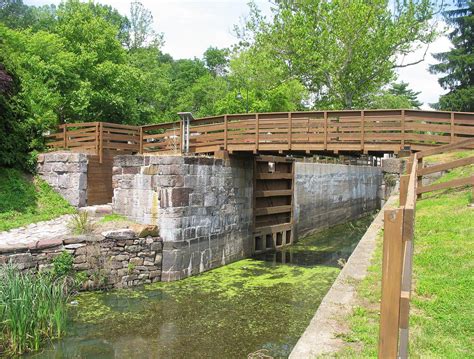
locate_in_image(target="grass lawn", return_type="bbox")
[339,165,473,357]
[0,168,75,232]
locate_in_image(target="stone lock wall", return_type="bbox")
[294,163,383,238]
[112,155,254,281]
[37,151,88,207]
[0,229,162,289]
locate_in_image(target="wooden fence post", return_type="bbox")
[224,114,228,151]
[255,113,260,152]
[99,122,103,164]
[399,174,409,206]
[399,207,415,359]
[361,110,365,152]
[288,112,292,151]
[63,124,68,149]
[417,157,423,199]
[139,127,144,154]
[401,109,405,148]
[450,112,455,143]
[324,111,328,150]
[379,208,405,359]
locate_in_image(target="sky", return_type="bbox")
[25,0,451,109]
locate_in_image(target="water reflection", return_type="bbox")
[28,215,374,359]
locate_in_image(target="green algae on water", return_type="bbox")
[32,215,373,359]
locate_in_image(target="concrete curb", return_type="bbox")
[289,194,399,358]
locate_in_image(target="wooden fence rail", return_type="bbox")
[378,138,474,358]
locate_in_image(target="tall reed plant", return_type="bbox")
[0,265,70,355]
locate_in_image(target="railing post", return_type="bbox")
[379,208,405,359]
[361,110,365,152]
[255,113,260,152]
[324,111,328,150]
[450,112,455,143]
[399,206,415,359]
[63,124,68,149]
[401,109,406,149]
[224,114,228,151]
[95,122,99,155]
[417,157,423,199]
[399,174,409,206]
[99,122,103,164]
[288,112,292,150]
[139,127,144,154]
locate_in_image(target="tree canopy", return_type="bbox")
[0,0,439,171]
[430,0,474,111]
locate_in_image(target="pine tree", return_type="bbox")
[430,1,474,111]
[389,82,423,109]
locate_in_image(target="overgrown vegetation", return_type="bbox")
[339,166,474,357]
[0,168,75,231]
[0,265,70,355]
[68,211,95,235]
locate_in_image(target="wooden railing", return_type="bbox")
[378,138,474,358]
[47,110,474,157]
[146,109,474,154]
[47,122,141,163]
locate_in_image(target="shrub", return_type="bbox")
[68,211,95,235]
[52,251,74,278]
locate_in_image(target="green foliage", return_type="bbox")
[430,1,474,111]
[68,211,95,235]
[237,0,437,109]
[0,264,69,355]
[0,168,75,231]
[52,251,74,278]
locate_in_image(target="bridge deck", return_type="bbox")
[48,109,474,157]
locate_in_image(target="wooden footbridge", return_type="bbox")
[48,109,474,159]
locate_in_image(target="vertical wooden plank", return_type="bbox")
[401,109,406,148]
[417,157,423,199]
[399,174,409,206]
[378,208,404,359]
[94,122,99,155]
[224,114,228,151]
[99,122,103,164]
[255,113,260,152]
[324,111,328,150]
[288,112,292,150]
[139,126,144,154]
[63,124,68,149]
[361,110,365,151]
[450,112,455,143]
[399,207,415,359]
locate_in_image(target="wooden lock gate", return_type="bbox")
[253,155,295,254]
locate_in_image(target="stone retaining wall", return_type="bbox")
[294,163,383,238]
[37,152,88,207]
[0,229,162,289]
[112,155,253,281]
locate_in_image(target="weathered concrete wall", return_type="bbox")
[294,163,382,238]
[37,152,88,207]
[0,229,162,289]
[112,155,253,281]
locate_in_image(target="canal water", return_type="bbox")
[30,215,374,359]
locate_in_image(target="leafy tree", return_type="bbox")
[129,1,162,50]
[430,1,474,111]
[238,0,437,109]
[204,47,229,77]
[388,82,422,109]
[0,0,34,29]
